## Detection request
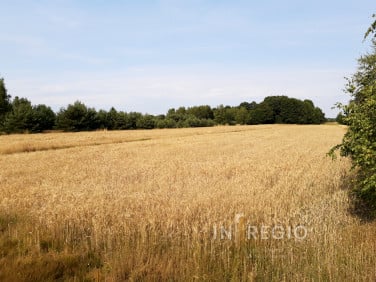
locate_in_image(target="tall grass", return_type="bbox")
[0,125,375,281]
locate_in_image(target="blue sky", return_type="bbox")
[1,0,375,117]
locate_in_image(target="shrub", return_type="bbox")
[330,39,376,217]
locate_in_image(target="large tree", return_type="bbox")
[331,23,376,216]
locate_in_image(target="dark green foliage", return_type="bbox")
[0,78,12,123]
[125,112,142,129]
[260,96,325,124]
[313,107,326,124]
[213,105,236,125]
[155,118,176,129]
[136,114,155,129]
[56,101,99,131]
[31,104,56,132]
[336,112,346,125]
[239,101,257,111]
[166,108,186,123]
[183,116,215,127]
[96,109,110,129]
[234,107,251,125]
[331,37,376,217]
[0,81,56,133]
[96,107,118,130]
[186,105,214,120]
[164,106,215,128]
[2,97,34,133]
[249,103,274,124]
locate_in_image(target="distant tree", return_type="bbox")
[96,109,109,129]
[167,108,176,116]
[313,107,326,124]
[97,107,119,130]
[187,105,214,120]
[262,96,285,123]
[0,78,12,124]
[213,105,236,125]
[2,97,34,133]
[167,107,187,123]
[183,116,202,127]
[56,101,98,131]
[115,111,144,130]
[336,112,345,125]
[249,102,274,124]
[116,111,129,129]
[85,107,100,130]
[239,101,257,111]
[127,112,143,129]
[155,114,166,120]
[176,107,187,116]
[31,104,56,132]
[302,100,316,124]
[261,95,325,124]
[155,118,176,129]
[136,114,155,129]
[279,98,304,123]
[235,107,251,125]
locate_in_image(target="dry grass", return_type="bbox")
[0,124,375,281]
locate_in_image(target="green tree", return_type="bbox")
[127,112,143,129]
[167,107,188,123]
[136,114,155,129]
[155,118,176,129]
[331,36,376,216]
[249,102,274,124]
[261,96,325,124]
[96,109,109,129]
[56,101,99,131]
[239,101,257,111]
[96,107,119,130]
[235,107,251,125]
[31,104,56,132]
[313,107,326,124]
[279,98,304,123]
[186,105,214,120]
[213,105,236,125]
[302,100,316,124]
[0,78,12,124]
[2,97,34,133]
[336,112,345,125]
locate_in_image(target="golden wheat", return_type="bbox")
[0,124,375,281]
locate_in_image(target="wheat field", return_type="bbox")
[0,124,375,281]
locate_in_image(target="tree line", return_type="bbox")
[0,78,326,134]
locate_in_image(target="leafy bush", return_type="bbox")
[331,39,376,217]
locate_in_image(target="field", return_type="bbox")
[0,124,375,281]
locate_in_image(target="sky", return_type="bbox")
[1,0,375,117]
